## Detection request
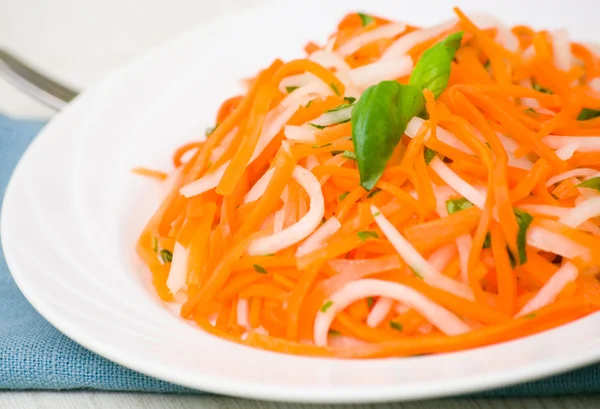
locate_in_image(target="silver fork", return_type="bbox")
[0,48,79,110]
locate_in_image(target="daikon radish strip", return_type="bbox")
[406,117,472,153]
[296,217,341,257]
[166,242,189,295]
[517,263,578,317]
[526,226,589,260]
[543,136,600,153]
[244,168,275,204]
[555,143,580,160]
[546,168,597,187]
[237,298,250,329]
[366,297,394,328]
[521,204,600,235]
[279,73,321,93]
[305,155,320,171]
[559,197,600,228]
[470,13,520,51]
[430,157,486,208]
[309,105,354,127]
[180,165,226,197]
[337,23,407,56]
[427,243,457,271]
[382,20,456,60]
[455,234,473,283]
[314,279,471,346]
[280,81,332,109]
[349,57,413,89]
[284,125,317,143]
[370,205,474,299]
[552,29,573,72]
[247,166,324,255]
[309,50,352,84]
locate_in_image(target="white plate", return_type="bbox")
[3,0,600,403]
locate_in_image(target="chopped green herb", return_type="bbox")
[285,86,299,93]
[357,231,379,241]
[339,191,350,201]
[524,107,537,114]
[160,249,173,264]
[253,264,268,274]
[532,82,553,94]
[321,300,334,312]
[152,237,158,253]
[390,321,404,331]
[524,313,537,319]
[514,209,534,265]
[446,198,474,214]
[321,217,327,224]
[342,150,357,160]
[577,177,600,191]
[308,123,327,130]
[424,147,437,165]
[508,250,517,269]
[577,108,600,121]
[410,266,424,279]
[305,100,313,108]
[325,102,354,113]
[358,12,374,26]
[482,233,491,249]
[264,253,276,257]
[373,211,381,216]
[205,124,219,137]
[344,96,357,104]
[367,297,375,308]
[206,160,212,169]
[312,142,333,148]
[328,330,341,336]
[367,188,382,198]
[330,150,344,156]
[484,60,491,69]
[330,82,341,96]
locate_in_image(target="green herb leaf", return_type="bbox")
[160,249,173,263]
[330,150,344,156]
[357,12,374,26]
[524,107,537,114]
[286,86,299,93]
[321,300,334,312]
[577,177,600,191]
[484,60,491,69]
[409,31,464,98]
[532,82,553,94]
[308,123,327,130]
[305,100,313,108]
[410,266,424,279]
[357,230,379,241]
[514,209,534,265]
[152,237,158,253]
[577,108,600,121]
[482,233,492,249]
[264,253,276,257]
[326,101,355,113]
[328,330,341,336]
[367,297,375,308]
[351,81,425,190]
[344,96,357,104]
[330,82,341,96]
[312,142,333,148]
[424,147,437,165]
[367,188,382,198]
[524,313,537,319]
[253,264,268,274]
[342,150,357,160]
[205,124,219,137]
[446,198,474,214]
[390,321,404,331]
[339,192,350,201]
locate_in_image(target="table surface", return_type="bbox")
[0,0,594,407]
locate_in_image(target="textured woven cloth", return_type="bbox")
[1,113,600,396]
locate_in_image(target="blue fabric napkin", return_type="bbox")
[1,113,600,396]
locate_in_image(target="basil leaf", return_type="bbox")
[577,108,600,121]
[514,209,534,265]
[532,82,553,94]
[446,198,473,214]
[409,31,464,98]
[424,147,437,165]
[577,177,600,191]
[352,81,425,190]
[358,12,374,26]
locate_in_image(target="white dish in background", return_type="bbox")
[3,0,600,403]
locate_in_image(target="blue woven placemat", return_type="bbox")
[1,113,599,396]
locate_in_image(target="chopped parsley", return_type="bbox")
[357,12,374,26]
[152,237,158,253]
[325,103,354,113]
[285,86,299,93]
[305,100,313,108]
[342,150,357,160]
[446,198,474,214]
[330,82,341,96]
[312,142,333,148]
[357,231,379,241]
[424,147,437,165]
[390,321,404,331]
[308,123,327,130]
[338,191,350,201]
[367,188,382,199]
[532,82,553,94]
[410,266,424,279]
[330,150,344,156]
[577,108,600,121]
[482,233,492,249]
[205,124,219,137]
[328,330,341,336]
[373,211,381,216]
[577,177,600,191]
[514,209,534,265]
[367,297,375,308]
[253,264,268,274]
[264,253,276,257]
[160,249,173,264]
[321,300,334,312]
[524,313,537,319]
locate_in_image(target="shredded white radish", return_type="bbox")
[328,335,370,349]
[430,157,486,208]
[432,185,454,217]
[337,23,407,57]
[519,79,539,108]
[526,226,589,260]
[590,77,600,92]
[305,155,320,171]
[469,13,519,52]
[328,255,402,276]
[382,20,456,60]
[555,143,580,160]
[455,234,473,284]
[546,168,597,187]
[247,166,324,255]
[552,29,572,72]
[284,125,316,143]
[349,57,413,89]
[521,204,600,235]
[179,165,226,198]
[237,298,250,329]
[166,242,189,295]
[559,197,600,228]
[406,117,472,153]
[517,263,579,317]
[279,73,320,93]
[313,279,471,346]
[427,243,456,272]
[309,50,352,85]
[544,135,600,153]
[309,105,353,127]
[280,81,332,109]
[366,297,393,328]
[318,155,349,185]
[296,217,341,257]
[244,168,275,204]
[370,205,474,299]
